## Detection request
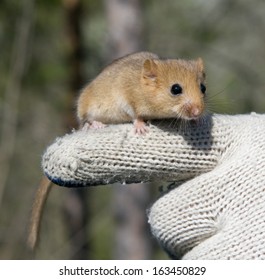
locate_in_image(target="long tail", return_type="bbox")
[27,176,53,250]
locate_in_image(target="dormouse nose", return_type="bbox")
[184,102,204,119]
[189,106,202,118]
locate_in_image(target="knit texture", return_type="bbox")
[42,113,265,259]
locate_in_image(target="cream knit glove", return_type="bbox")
[42,113,265,259]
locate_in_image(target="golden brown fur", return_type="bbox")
[77,52,206,130]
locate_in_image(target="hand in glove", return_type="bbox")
[42,113,265,259]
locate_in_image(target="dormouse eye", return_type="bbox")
[171,83,182,95]
[200,83,206,94]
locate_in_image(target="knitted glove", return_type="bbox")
[42,113,265,260]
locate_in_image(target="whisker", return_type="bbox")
[168,118,175,130]
[205,81,237,114]
[207,80,236,99]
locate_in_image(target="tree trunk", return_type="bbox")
[104,0,143,60]
[104,0,152,259]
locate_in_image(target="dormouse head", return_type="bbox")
[141,57,206,120]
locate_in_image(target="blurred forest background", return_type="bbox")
[0,0,265,260]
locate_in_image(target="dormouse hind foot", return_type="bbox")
[133,118,149,135]
[82,120,106,131]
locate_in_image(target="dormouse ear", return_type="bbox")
[196,57,206,79]
[142,59,158,81]
[196,57,204,72]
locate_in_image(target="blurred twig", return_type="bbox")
[0,0,35,208]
